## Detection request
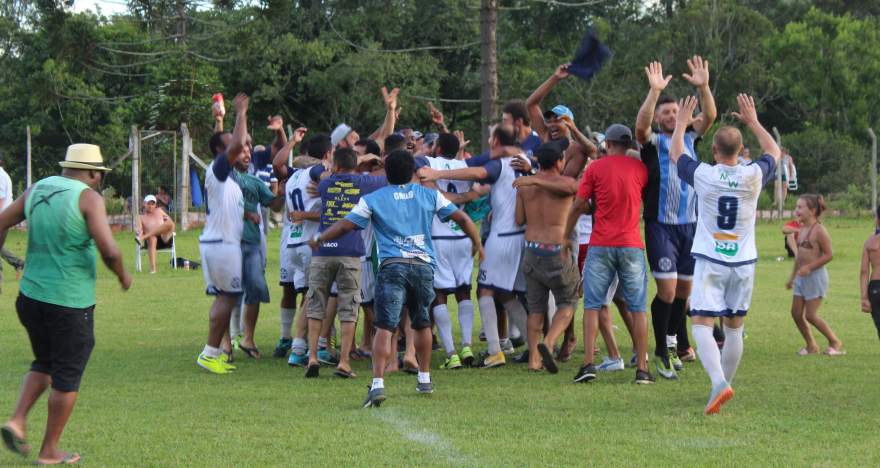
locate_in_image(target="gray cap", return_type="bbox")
[604,124,634,145]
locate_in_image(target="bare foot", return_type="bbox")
[36,451,80,465]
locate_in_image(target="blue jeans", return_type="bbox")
[373,261,435,331]
[241,241,270,305]
[583,246,647,312]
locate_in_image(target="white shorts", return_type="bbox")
[200,241,242,296]
[289,243,313,292]
[478,232,525,293]
[433,238,473,292]
[689,259,755,317]
[279,233,296,287]
[360,259,375,304]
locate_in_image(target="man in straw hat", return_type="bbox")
[0,143,131,464]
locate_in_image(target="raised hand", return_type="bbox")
[676,95,699,128]
[267,115,283,131]
[233,93,249,114]
[454,130,470,150]
[682,55,710,88]
[731,93,759,126]
[428,102,445,127]
[644,61,672,91]
[554,63,571,80]
[292,127,308,145]
[382,86,400,111]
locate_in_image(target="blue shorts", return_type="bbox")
[373,260,436,332]
[241,241,270,305]
[583,246,647,312]
[644,220,696,280]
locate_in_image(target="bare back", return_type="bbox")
[865,234,880,280]
[520,176,574,245]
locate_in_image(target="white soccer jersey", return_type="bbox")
[285,165,322,246]
[428,156,471,238]
[576,214,593,245]
[682,155,775,265]
[487,155,527,235]
[200,158,244,244]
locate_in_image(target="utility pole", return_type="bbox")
[480,0,498,154]
[26,126,32,188]
[869,128,877,215]
[176,0,187,46]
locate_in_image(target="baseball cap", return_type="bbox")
[604,124,634,145]
[412,130,424,140]
[330,123,353,147]
[422,132,439,147]
[144,195,157,204]
[543,105,575,122]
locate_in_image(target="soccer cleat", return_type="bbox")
[363,386,386,408]
[500,339,515,355]
[460,346,475,367]
[678,347,696,362]
[635,369,656,384]
[704,382,734,415]
[273,338,293,358]
[481,351,506,368]
[573,363,597,383]
[513,350,530,364]
[219,353,236,371]
[288,352,308,367]
[597,356,625,372]
[317,349,339,366]
[668,347,684,371]
[440,354,463,370]
[654,354,678,380]
[537,343,558,374]
[197,354,231,375]
[416,381,434,394]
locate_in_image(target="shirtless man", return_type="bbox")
[137,195,175,274]
[860,207,880,340]
[513,141,579,373]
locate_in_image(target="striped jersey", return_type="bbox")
[641,130,699,224]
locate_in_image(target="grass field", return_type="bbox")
[1,219,879,466]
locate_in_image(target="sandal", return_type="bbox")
[1,424,29,457]
[825,347,847,356]
[35,452,80,465]
[797,347,818,356]
[239,344,261,359]
[334,368,357,379]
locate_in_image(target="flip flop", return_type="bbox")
[334,368,357,379]
[35,452,80,465]
[1,424,30,457]
[825,347,847,356]
[797,347,818,356]
[239,344,261,359]
[305,363,320,378]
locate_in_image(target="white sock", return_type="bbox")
[280,307,296,339]
[417,371,431,384]
[503,299,528,342]
[371,378,384,390]
[292,337,307,355]
[432,304,456,355]
[721,326,744,384]
[202,345,221,358]
[478,296,501,354]
[666,334,678,349]
[229,306,242,338]
[458,300,474,347]
[693,324,727,388]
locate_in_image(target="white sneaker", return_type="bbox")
[500,338,515,355]
[597,356,624,372]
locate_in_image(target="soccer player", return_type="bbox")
[635,57,717,379]
[0,144,130,465]
[669,93,780,414]
[196,93,250,375]
[314,150,483,407]
[513,141,580,373]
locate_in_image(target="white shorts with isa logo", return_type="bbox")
[689,258,755,317]
[478,231,525,294]
[434,238,473,292]
[200,241,243,296]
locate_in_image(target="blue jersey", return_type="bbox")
[314,169,386,257]
[640,130,699,224]
[346,183,457,267]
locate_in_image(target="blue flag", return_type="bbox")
[568,29,611,82]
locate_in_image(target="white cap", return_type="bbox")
[144,195,157,204]
[330,123,352,147]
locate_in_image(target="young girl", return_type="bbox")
[786,194,844,355]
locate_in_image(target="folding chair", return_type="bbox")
[135,233,177,272]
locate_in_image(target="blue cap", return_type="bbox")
[543,105,574,123]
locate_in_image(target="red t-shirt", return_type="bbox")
[784,219,801,242]
[577,155,648,248]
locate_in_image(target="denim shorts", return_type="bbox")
[583,246,647,312]
[242,241,270,305]
[373,260,436,331]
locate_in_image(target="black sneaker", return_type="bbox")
[273,338,292,358]
[362,386,386,408]
[635,369,655,384]
[573,364,597,383]
[510,335,526,349]
[416,380,434,394]
[513,350,530,364]
[537,343,558,374]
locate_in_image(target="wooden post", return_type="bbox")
[772,127,783,219]
[26,126,32,188]
[480,0,498,154]
[173,131,179,227]
[870,128,877,215]
[179,123,191,231]
[131,126,141,232]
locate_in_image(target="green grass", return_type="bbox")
[1,219,880,466]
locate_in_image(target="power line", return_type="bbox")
[324,15,480,53]
[405,94,481,104]
[529,0,609,6]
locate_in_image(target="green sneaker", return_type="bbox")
[441,354,463,370]
[219,352,237,371]
[460,346,475,367]
[197,353,231,374]
[654,354,678,380]
[668,347,683,371]
[232,334,242,350]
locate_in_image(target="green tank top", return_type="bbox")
[21,176,96,308]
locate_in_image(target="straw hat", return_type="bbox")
[59,144,111,172]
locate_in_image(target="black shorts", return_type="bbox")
[16,294,95,392]
[644,220,696,280]
[155,236,173,250]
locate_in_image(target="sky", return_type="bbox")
[72,0,130,15]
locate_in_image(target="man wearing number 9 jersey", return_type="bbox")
[669,94,780,415]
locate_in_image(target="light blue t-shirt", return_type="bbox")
[346,183,458,267]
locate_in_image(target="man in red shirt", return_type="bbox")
[565,124,654,384]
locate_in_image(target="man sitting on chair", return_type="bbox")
[137,194,175,273]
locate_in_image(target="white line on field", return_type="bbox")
[371,408,479,466]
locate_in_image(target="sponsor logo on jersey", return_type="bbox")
[713,233,740,257]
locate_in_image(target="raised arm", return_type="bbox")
[526,64,570,141]
[272,127,308,181]
[428,102,449,134]
[369,86,399,152]
[227,93,250,166]
[682,55,717,136]
[267,115,288,161]
[732,94,781,162]
[81,190,131,290]
[635,61,672,144]
[669,95,699,165]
